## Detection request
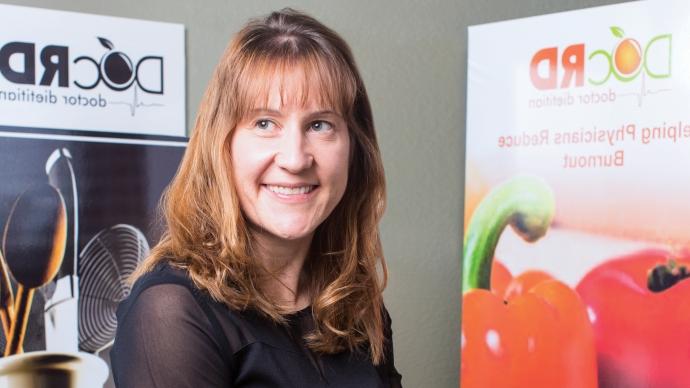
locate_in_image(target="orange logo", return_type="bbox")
[530,27,671,90]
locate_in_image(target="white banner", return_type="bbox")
[464,1,690,387]
[0,4,185,137]
[467,0,690,272]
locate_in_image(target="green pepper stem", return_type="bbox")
[462,175,555,294]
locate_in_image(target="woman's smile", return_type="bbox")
[262,183,319,202]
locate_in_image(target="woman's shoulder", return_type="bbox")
[112,263,237,387]
[118,261,262,350]
[117,262,196,320]
[116,262,228,339]
[131,261,193,291]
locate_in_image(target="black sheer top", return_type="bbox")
[111,264,403,387]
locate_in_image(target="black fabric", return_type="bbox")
[111,264,403,388]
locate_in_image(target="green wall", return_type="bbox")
[3,0,628,386]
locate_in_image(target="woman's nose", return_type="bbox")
[275,128,314,173]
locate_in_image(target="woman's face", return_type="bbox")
[230,73,350,243]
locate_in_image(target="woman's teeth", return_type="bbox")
[266,185,315,195]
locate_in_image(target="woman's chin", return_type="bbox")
[264,224,315,242]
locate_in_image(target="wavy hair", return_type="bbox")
[134,9,388,364]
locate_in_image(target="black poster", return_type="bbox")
[0,127,185,386]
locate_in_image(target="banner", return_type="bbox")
[0,5,186,387]
[463,1,690,387]
[0,4,185,137]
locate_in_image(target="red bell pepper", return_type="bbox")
[461,176,597,388]
[491,260,555,302]
[576,248,690,388]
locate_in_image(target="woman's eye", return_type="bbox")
[254,119,275,131]
[309,120,333,132]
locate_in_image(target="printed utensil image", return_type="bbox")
[0,351,108,388]
[45,148,79,292]
[44,148,80,352]
[0,249,13,338]
[79,224,149,353]
[2,184,67,356]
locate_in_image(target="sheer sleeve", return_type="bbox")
[111,283,230,388]
[380,307,403,388]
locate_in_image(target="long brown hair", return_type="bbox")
[135,9,389,364]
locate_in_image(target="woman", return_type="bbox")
[111,8,402,388]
